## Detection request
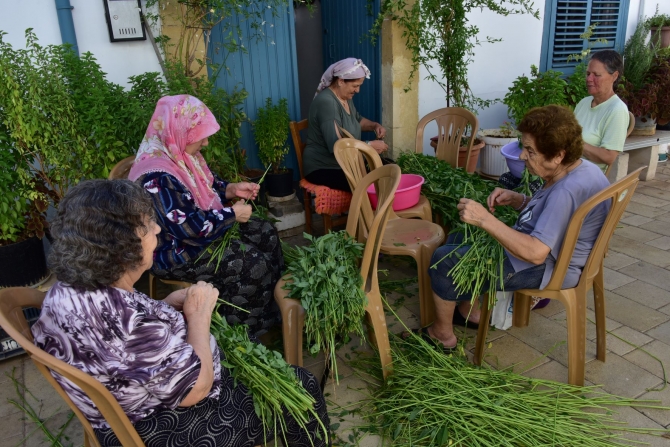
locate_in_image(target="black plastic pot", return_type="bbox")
[0,237,48,287]
[265,168,294,198]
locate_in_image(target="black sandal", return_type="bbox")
[401,326,457,354]
[452,309,480,330]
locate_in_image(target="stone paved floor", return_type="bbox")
[3,165,670,446]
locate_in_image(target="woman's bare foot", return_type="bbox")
[426,325,458,349]
[458,301,481,324]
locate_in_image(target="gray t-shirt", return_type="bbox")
[506,160,610,289]
[303,88,363,176]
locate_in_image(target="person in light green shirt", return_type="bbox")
[573,50,630,172]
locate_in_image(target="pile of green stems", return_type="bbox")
[283,231,367,382]
[210,311,327,445]
[398,152,520,305]
[352,333,670,446]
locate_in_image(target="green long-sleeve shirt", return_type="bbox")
[303,88,362,176]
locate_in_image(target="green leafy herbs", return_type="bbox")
[210,311,327,445]
[349,329,670,447]
[254,97,290,174]
[397,152,519,303]
[283,231,368,382]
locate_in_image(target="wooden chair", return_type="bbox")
[0,288,145,447]
[107,155,135,181]
[416,107,480,172]
[108,156,191,299]
[289,120,351,234]
[337,127,432,221]
[273,165,401,379]
[334,139,446,326]
[474,168,644,386]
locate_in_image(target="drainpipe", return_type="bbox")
[54,0,79,55]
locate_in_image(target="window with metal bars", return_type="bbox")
[540,0,630,74]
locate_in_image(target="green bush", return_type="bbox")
[0,30,247,243]
[254,97,289,174]
[503,65,569,126]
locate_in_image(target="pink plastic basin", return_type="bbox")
[367,174,424,211]
[501,141,526,179]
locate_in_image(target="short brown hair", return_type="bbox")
[517,105,583,165]
[48,179,155,290]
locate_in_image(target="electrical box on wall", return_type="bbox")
[102,0,146,42]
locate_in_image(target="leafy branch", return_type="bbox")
[369,0,539,112]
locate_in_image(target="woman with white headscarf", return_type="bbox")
[303,58,388,192]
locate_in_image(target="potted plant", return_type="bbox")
[254,97,292,198]
[618,20,659,135]
[0,125,48,287]
[648,9,670,49]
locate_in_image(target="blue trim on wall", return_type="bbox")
[539,0,556,73]
[55,0,79,55]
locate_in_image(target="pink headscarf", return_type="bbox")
[315,58,371,97]
[128,95,223,210]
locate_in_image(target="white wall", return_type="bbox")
[0,0,162,87]
[418,4,546,151]
[626,1,670,39]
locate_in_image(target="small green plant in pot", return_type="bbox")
[647,7,670,49]
[503,65,569,127]
[254,97,292,198]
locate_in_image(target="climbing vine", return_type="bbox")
[370,0,539,112]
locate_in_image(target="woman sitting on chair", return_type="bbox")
[420,105,610,351]
[500,50,629,190]
[32,179,329,447]
[303,57,388,192]
[128,95,282,336]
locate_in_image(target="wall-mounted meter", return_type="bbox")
[102,0,147,42]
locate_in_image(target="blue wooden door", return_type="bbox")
[208,5,301,176]
[321,0,382,133]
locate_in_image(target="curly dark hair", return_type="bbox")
[517,105,583,165]
[48,179,155,291]
[590,50,624,89]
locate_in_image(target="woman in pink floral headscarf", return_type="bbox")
[129,95,283,336]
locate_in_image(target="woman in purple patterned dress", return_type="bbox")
[31,179,329,447]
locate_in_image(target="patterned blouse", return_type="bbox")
[139,172,237,271]
[31,282,222,429]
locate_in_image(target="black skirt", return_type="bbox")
[94,366,330,447]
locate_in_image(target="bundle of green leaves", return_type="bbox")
[397,152,520,302]
[349,329,670,446]
[210,311,328,445]
[283,231,367,381]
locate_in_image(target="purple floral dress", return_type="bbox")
[32,282,329,447]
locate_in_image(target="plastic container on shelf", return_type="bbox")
[501,141,526,178]
[479,130,518,177]
[367,174,424,211]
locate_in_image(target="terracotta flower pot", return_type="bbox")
[650,26,670,49]
[429,137,483,173]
